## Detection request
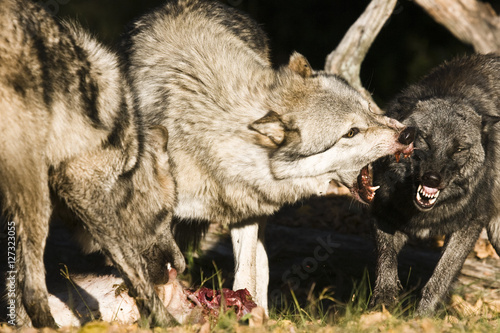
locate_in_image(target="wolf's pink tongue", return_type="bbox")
[422,185,439,195]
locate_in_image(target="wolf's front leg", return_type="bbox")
[416,223,483,316]
[13,167,58,328]
[255,218,269,313]
[486,215,500,255]
[231,217,268,312]
[371,225,408,308]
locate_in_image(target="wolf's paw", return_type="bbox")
[370,289,399,310]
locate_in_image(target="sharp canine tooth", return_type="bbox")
[370,186,380,192]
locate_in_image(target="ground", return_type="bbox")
[2,193,500,331]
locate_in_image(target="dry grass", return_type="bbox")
[2,275,500,333]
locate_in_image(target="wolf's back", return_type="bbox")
[0,0,135,165]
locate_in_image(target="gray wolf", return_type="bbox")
[122,0,414,311]
[0,0,185,327]
[370,53,500,315]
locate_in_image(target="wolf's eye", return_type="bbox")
[455,147,468,153]
[344,128,359,138]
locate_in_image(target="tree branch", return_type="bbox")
[325,0,398,113]
[414,0,500,53]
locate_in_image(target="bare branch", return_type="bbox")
[414,0,500,53]
[325,0,397,113]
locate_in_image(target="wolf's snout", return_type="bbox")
[421,171,441,188]
[398,127,416,145]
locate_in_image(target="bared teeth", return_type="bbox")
[416,184,440,206]
[363,185,380,202]
[395,152,412,163]
[396,142,414,162]
[356,164,378,203]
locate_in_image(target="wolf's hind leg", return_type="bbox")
[416,223,483,316]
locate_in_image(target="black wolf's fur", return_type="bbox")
[370,53,500,315]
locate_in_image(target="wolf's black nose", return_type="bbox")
[421,171,441,188]
[398,127,416,145]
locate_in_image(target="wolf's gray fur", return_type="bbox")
[370,53,500,315]
[0,0,185,327]
[122,0,414,311]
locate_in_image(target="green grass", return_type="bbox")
[2,264,500,333]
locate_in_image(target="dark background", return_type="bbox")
[43,0,499,105]
[0,1,496,318]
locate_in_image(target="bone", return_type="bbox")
[48,268,203,327]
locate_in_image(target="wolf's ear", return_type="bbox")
[149,125,169,152]
[481,115,500,135]
[391,96,419,120]
[249,111,286,148]
[482,115,500,127]
[288,52,312,78]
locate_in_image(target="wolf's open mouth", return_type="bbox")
[350,164,379,203]
[350,139,414,204]
[352,148,414,204]
[415,184,440,210]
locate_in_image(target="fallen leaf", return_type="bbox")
[485,300,500,313]
[199,322,210,333]
[420,318,437,333]
[359,308,392,329]
[450,295,483,316]
[248,306,267,327]
[474,238,500,259]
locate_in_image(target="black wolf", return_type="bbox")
[0,0,184,327]
[370,53,500,315]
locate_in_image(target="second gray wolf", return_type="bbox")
[370,53,500,315]
[0,0,184,327]
[122,0,414,311]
